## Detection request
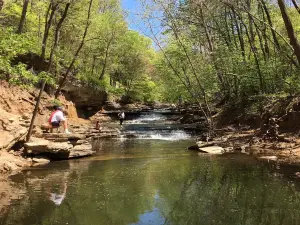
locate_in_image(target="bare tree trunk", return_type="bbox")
[260,0,280,49]
[26,80,46,142]
[55,0,93,98]
[291,0,300,14]
[278,0,300,65]
[41,2,59,59]
[99,36,113,80]
[232,8,246,59]
[17,0,30,34]
[48,3,70,69]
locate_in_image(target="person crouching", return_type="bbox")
[48,106,71,134]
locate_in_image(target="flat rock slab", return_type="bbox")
[199,146,224,154]
[70,144,95,158]
[24,139,50,151]
[25,137,94,160]
[257,156,278,162]
[42,133,86,140]
[31,156,51,165]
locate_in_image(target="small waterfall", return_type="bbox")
[140,130,191,141]
[129,113,167,124]
[121,112,192,141]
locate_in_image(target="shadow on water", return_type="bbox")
[2,112,300,224]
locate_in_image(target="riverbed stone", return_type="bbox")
[257,156,278,162]
[31,156,51,165]
[70,144,94,158]
[199,146,225,154]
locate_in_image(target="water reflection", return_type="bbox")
[1,140,300,225]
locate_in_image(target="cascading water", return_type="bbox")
[128,113,167,124]
[122,112,192,141]
[139,130,191,141]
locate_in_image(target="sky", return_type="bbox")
[121,0,165,48]
[121,0,146,34]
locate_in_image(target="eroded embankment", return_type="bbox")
[0,81,96,173]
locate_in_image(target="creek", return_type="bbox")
[1,112,300,225]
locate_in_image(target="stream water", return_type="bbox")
[1,112,300,225]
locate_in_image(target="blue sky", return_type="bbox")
[121,0,164,48]
[121,0,145,33]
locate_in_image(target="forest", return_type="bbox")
[1,0,300,128]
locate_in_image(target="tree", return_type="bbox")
[17,0,30,34]
[55,0,94,98]
[277,0,300,65]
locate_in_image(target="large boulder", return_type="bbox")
[25,134,94,160]
[0,109,28,150]
[62,78,107,107]
[104,101,121,110]
[0,152,29,173]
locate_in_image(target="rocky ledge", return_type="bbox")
[25,133,94,161]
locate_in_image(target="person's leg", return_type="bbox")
[62,119,71,133]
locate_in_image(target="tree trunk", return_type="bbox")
[260,0,280,49]
[291,0,300,14]
[55,0,93,98]
[99,36,114,80]
[232,8,246,59]
[48,3,70,69]
[17,0,30,34]
[26,80,46,142]
[41,2,58,59]
[277,0,300,65]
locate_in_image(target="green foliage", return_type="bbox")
[0,0,161,103]
[52,98,62,107]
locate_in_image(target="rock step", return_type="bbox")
[42,133,86,140]
[24,137,94,160]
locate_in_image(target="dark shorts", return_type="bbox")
[51,121,60,128]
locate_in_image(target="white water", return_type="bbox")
[123,112,191,141]
[141,130,191,141]
[129,113,167,124]
[121,130,191,141]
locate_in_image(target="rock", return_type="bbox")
[123,134,138,138]
[104,101,121,110]
[22,114,31,120]
[224,147,234,153]
[257,156,278,162]
[199,146,225,154]
[0,151,29,173]
[187,145,199,151]
[24,139,49,152]
[24,136,94,160]
[47,142,73,154]
[32,156,50,165]
[123,104,138,110]
[42,133,86,140]
[197,141,216,148]
[69,144,94,158]
[0,109,28,150]
[62,78,108,107]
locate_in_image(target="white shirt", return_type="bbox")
[51,111,65,123]
[50,193,66,206]
[119,112,125,119]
